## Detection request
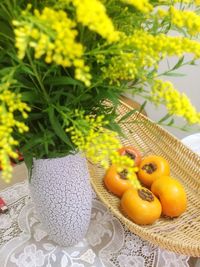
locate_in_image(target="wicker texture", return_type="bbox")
[88,100,200,257]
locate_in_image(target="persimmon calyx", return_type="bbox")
[138,188,154,202]
[142,163,157,174]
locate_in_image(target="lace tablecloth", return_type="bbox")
[1,133,200,267]
[0,181,191,267]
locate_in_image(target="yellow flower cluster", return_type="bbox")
[66,113,120,167]
[124,30,200,63]
[66,112,139,187]
[98,26,200,90]
[151,80,200,124]
[121,0,153,13]
[102,53,138,84]
[158,6,200,36]
[103,30,200,84]
[110,150,141,187]
[13,7,91,86]
[0,81,30,182]
[72,0,120,43]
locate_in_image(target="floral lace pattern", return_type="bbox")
[0,181,190,267]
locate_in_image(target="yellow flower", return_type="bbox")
[13,7,91,86]
[151,79,200,124]
[157,6,200,36]
[102,52,138,84]
[124,29,200,62]
[0,78,30,182]
[66,112,139,187]
[72,0,120,42]
[102,29,200,84]
[120,0,153,13]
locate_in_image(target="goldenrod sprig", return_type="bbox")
[102,29,200,85]
[0,77,30,182]
[13,6,91,86]
[66,111,140,188]
[151,79,200,124]
[157,6,200,36]
[67,0,120,43]
[120,0,153,13]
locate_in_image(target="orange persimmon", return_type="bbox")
[138,155,170,187]
[118,146,142,167]
[104,165,137,197]
[120,187,162,225]
[151,176,187,218]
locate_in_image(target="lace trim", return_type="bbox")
[0,181,190,267]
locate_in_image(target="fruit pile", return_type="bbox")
[104,146,187,225]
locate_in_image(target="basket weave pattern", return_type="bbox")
[89,100,200,257]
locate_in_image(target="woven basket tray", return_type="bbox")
[88,100,200,257]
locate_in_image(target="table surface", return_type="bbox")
[0,133,200,267]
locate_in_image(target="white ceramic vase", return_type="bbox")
[29,153,92,247]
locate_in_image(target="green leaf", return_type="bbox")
[164,72,186,77]
[18,65,36,76]
[78,94,92,101]
[70,93,93,105]
[23,153,33,179]
[166,118,175,126]
[44,76,83,87]
[94,87,120,106]
[158,113,172,124]
[0,66,15,77]
[0,20,13,39]
[138,100,147,114]
[190,60,197,66]
[21,91,41,103]
[118,100,147,124]
[172,56,184,70]
[118,109,137,123]
[26,113,43,121]
[107,122,124,136]
[48,106,73,148]
[21,133,44,152]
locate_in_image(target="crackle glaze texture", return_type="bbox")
[29,154,92,247]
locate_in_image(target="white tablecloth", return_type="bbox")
[0,133,200,267]
[0,181,191,267]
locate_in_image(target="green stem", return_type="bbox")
[84,43,119,56]
[27,51,50,102]
[157,60,194,77]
